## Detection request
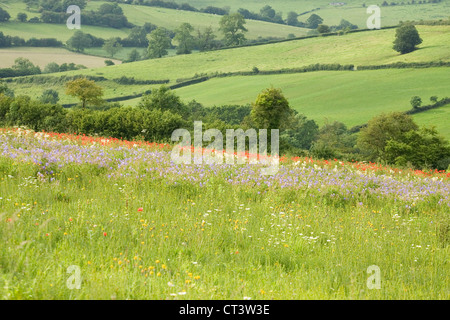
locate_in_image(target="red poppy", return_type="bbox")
[103,232,107,237]
[137,207,143,212]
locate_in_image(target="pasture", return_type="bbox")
[0,47,121,68]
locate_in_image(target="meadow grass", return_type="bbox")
[413,104,450,140]
[118,4,309,39]
[168,0,450,26]
[0,21,130,42]
[119,68,450,134]
[0,128,448,300]
[36,25,449,83]
[0,47,122,68]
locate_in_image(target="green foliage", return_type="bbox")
[393,23,423,54]
[286,11,299,26]
[11,57,41,76]
[17,13,28,22]
[65,78,104,109]
[317,24,331,34]
[125,48,142,62]
[219,13,248,46]
[357,112,418,162]
[250,87,294,130]
[306,14,324,29]
[385,127,450,170]
[311,121,358,160]
[410,95,422,109]
[0,7,11,22]
[174,23,195,55]
[67,31,93,53]
[147,27,172,59]
[0,83,14,98]
[40,89,59,104]
[196,26,217,51]
[102,37,123,58]
[6,95,67,132]
[138,86,187,116]
[281,113,319,150]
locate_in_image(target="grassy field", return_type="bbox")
[0,0,309,42]
[0,128,448,299]
[118,4,309,39]
[0,47,122,68]
[35,25,448,83]
[168,0,450,27]
[171,68,450,128]
[0,21,131,42]
[413,103,450,139]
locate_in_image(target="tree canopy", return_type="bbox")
[65,78,103,109]
[219,13,248,47]
[393,23,423,54]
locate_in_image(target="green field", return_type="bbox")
[0,47,121,68]
[171,68,450,128]
[118,4,309,39]
[0,130,448,300]
[169,0,450,27]
[0,21,130,42]
[413,104,450,139]
[37,25,448,83]
[6,25,450,137]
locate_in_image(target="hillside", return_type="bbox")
[30,25,448,82]
[168,0,450,27]
[0,47,121,68]
[171,68,450,128]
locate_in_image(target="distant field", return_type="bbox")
[171,68,450,127]
[169,0,450,27]
[0,47,121,68]
[118,4,309,39]
[0,21,130,42]
[4,25,450,137]
[413,104,450,140]
[40,26,450,82]
[84,47,150,61]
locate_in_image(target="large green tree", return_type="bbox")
[250,87,294,130]
[306,14,324,29]
[147,27,172,59]
[385,127,450,170]
[67,31,92,52]
[102,37,123,58]
[174,23,195,55]
[65,78,103,109]
[197,26,217,51]
[219,13,248,46]
[357,112,419,162]
[393,23,423,54]
[138,85,187,116]
[0,7,11,22]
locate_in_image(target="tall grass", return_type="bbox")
[0,128,448,299]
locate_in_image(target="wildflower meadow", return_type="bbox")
[0,128,448,299]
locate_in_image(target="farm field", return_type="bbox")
[0,47,121,68]
[171,68,450,128]
[413,104,450,139]
[118,4,309,39]
[0,21,130,42]
[33,25,449,82]
[169,0,450,27]
[0,128,448,299]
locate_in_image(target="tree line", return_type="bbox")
[1,79,449,170]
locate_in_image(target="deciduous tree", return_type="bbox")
[65,78,103,109]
